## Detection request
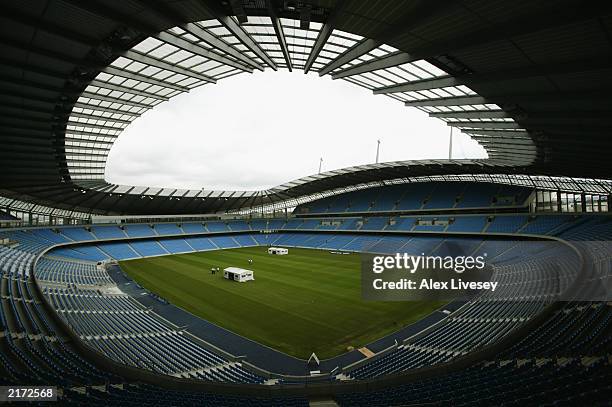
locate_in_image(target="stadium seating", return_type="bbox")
[495,185,534,206]
[60,227,96,241]
[36,258,113,285]
[456,183,500,208]
[227,220,251,231]
[360,217,388,230]
[412,218,447,232]
[336,358,610,406]
[124,224,156,238]
[130,240,169,257]
[52,246,109,262]
[337,218,360,230]
[30,228,71,244]
[395,183,435,211]
[205,221,230,232]
[97,242,140,259]
[295,182,534,215]
[0,210,18,220]
[446,216,488,232]
[348,189,379,212]
[183,236,217,251]
[385,216,416,231]
[521,215,576,235]
[0,210,609,403]
[154,223,183,235]
[91,226,127,240]
[486,215,529,233]
[158,238,193,254]
[209,236,240,249]
[250,219,268,231]
[370,185,406,211]
[423,182,466,209]
[181,222,207,234]
[297,219,319,229]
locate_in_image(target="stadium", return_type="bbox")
[0,0,611,406]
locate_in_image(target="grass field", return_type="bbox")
[119,246,445,359]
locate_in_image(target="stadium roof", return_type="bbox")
[1,0,611,215]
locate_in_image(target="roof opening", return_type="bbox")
[104,70,486,190]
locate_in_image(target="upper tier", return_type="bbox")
[295,182,533,215]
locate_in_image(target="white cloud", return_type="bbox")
[105,70,486,190]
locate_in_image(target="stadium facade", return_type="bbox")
[0,1,610,406]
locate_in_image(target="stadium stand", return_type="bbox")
[1,1,611,404]
[486,215,530,233]
[296,182,534,215]
[0,210,18,221]
[446,216,488,233]
[0,207,609,404]
[124,224,156,238]
[154,223,184,235]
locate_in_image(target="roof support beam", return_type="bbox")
[331,51,415,79]
[64,129,120,138]
[102,66,189,92]
[488,154,537,162]
[214,15,278,70]
[469,136,534,147]
[79,92,152,109]
[120,0,263,72]
[318,38,379,76]
[303,24,331,73]
[268,2,293,71]
[374,58,610,94]
[450,121,522,129]
[64,137,114,147]
[66,121,125,132]
[73,102,142,117]
[485,153,536,162]
[429,110,510,119]
[181,23,264,71]
[88,80,169,101]
[405,95,488,107]
[64,151,111,159]
[304,0,345,73]
[122,50,215,83]
[374,75,457,94]
[155,31,253,73]
[486,148,536,156]
[462,129,531,138]
[66,137,113,150]
[472,142,535,152]
[69,112,133,125]
[62,0,273,75]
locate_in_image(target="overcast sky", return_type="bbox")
[105,70,486,191]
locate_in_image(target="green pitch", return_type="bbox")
[119,247,445,359]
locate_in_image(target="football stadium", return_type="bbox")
[0,1,611,406]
